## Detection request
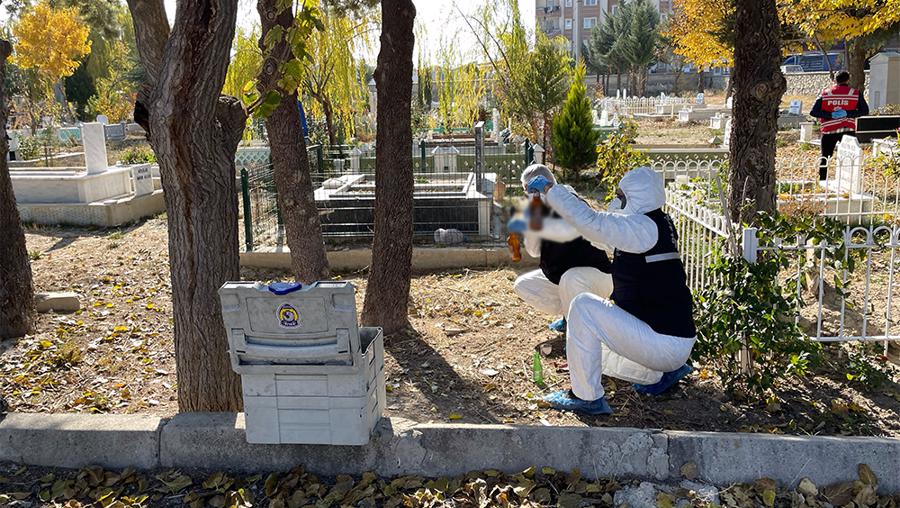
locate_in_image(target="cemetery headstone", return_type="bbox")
[431,146,459,172]
[81,122,109,175]
[96,114,109,125]
[788,100,803,116]
[799,122,814,143]
[532,144,545,164]
[696,92,705,105]
[492,108,500,140]
[132,164,154,197]
[726,96,733,109]
[868,51,900,110]
[474,121,485,190]
[835,135,864,194]
[723,118,733,149]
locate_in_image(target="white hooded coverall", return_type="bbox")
[544,167,697,400]
[513,213,614,317]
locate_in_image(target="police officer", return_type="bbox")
[810,70,869,180]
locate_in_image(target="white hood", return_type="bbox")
[618,166,665,215]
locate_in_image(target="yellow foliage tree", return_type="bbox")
[665,0,734,68]
[12,1,92,83]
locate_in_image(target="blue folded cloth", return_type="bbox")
[633,364,693,396]
[548,317,567,333]
[543,390,613,415]
[831,109,848,119]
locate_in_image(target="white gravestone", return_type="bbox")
[349,147,362,174]
[600,109,610,126]
[788,100,803,116]
[799,122,814,143]
[81,123,109,175]
[696,93,705,105]
[723,118,733,149]
[132,164,153,197]
[96,114,109,125]
[678,108,691,123]
[431,146,459,172]
[532,144,545,164]
[835,135,864,194]
[492,108,500,140]
[726,96,734,109]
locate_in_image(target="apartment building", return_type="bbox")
[535,0,672,59]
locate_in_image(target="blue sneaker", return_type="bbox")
[633,364,693,396]
[543,390,613,415]
[548,317,567,333]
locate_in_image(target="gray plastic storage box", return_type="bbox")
[218,281,385,445]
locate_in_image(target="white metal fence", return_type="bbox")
[666,181,900,345]
[598,96,690,116]
[748,224,900,343]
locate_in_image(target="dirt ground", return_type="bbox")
[3,218,899,438]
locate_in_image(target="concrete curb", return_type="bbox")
[240,246,539,272]
[2,413,898,492]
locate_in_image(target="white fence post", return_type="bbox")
[739,226,758,374]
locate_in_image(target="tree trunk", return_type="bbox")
[697,68,705,93]
[361,0,416,335]
[257,0,329,284]
[728,0,786,224]
[0,40,34,340]
[128,0,245,411]
[848,39,868,93]
[724,74,733,100]
[322,99,337,146]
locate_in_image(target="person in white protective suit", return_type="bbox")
[525,166,696,415]
[508,165,613,333]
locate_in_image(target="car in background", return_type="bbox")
[782,52,847,73]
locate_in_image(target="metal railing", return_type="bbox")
[750,225,900,343]
[598,96,690,116]
[664,186,733,294]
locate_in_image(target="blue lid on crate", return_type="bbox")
[268,282,303,295]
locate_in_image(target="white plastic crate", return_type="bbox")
[218,281,385,445]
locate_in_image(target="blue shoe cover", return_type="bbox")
[543,390,613,415]
[548,317,567,333]
[633,364,693,396]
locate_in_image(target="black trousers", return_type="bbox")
[819,131,856,180]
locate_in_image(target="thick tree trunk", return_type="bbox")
[697,68,705,93]
[257,0,329,283]
[361,0,416,335]
[0,40,34,340]
[129,0,245,411]
[728,0,786,225]
[848,40,868,93]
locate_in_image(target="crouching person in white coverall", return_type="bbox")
[525,166,696,416]
[509,165,613,333]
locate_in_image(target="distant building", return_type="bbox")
[535,0,673,60]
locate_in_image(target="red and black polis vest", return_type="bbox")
[819,85,860,134]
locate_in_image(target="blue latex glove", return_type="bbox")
[526,175,552,194]
[507,217,527,234]
[832,109,848,119]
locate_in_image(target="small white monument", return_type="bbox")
[726,96,734,109]
[799,122,815,143]
[696,92,705,105]
[132,164,154,197]
[492,108,501,140]
[82,122,109,175]
[788,99,803,116]
[835,135,864,194]
[868,52,900,110]
[349,147,363,174]
[723,118,733,149]
[96,114,109,125]
[431,146,459,172]
[532,144,545,164]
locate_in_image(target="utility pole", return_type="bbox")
[574,0,581,60]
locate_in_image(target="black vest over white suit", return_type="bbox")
[539,208,611,285]
[610,208,696,338]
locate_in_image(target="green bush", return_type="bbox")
[551,62,599,181]
[596,131,649,200]
[693,212,859,398]
[120,147,157,165]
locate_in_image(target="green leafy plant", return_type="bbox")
[596,130,649,200]
[694,211,863,398]
[119,147,156,165]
